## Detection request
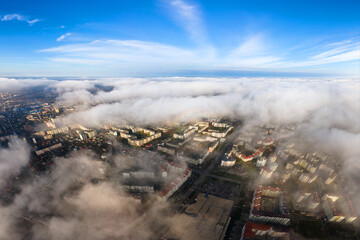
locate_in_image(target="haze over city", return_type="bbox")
[0,1,359,240]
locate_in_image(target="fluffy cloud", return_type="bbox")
[0,149,172,240]
[52,77,359,130]
[0,137,30,188]
[54,77,360,191]
[0,78,55,91]
[0,138,31,239]
[53,77,360,209]
[1,77,359,238]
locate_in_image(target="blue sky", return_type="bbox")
[0,0,359,77]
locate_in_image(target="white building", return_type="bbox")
[255,158,267,167]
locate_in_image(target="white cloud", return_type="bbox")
[167,0,209,46]
[1,13,40,25]
[277,39,360,68]
[0,77,360,238]
[0,77,56,91]
[49,77,360,130]
[232,35,266,56]
[53,77,360,212]
[37,36,359,74]
[0,147,174,240]
[40,39,208,69]
[0,137,30,188]
[312,41,358,60]
[56,32,72,42]
[50,57,104,65]
[27,18,40,25]
[222,35,282,67]
[1,14,24,21]
[39,38,277,70]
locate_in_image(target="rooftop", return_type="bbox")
[162,193,233,240]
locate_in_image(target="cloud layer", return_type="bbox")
[53,77,360,214]
[49,77,359,130]
[0,137,30,188]
[1,77,359,239]
[0,147,172,240]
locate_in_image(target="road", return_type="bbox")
[209,174,244,185]
[170,123,242,211]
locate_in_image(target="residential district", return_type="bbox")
[0,90,359,240]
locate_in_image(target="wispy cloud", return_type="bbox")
[281,39,360,68]
[232,35,267,56]
[40,39,205,69]
[38,36,359,75]
[225,34,281,67]
[50,57,104,65]
[311,41,359,61]
[1,13,40,26]
[167,0,208,45]
[57,33,72,42]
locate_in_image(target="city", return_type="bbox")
[0,0,359,239]
[0,83,359,239]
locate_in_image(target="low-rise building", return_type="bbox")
[269,153,277,163]
[263,136,275,146]
[294,191,320,215]
[298,173,317,184]
[221,151,236,167]
[256,157,267,167]
[35,143,63,156]
[260,167,273,179]
[233,147,264,162]
[241,222,290,240]
[201,122,233,138]
[193,134,217,142]
[325,174,337,185]
[249,186,290,226]
[180,141,213,165]
[322,194,357,223]
[209,141,219,152]
[115,126,162,146]
[173,125,197,139]
[158,162,192,200]
[162,193,233,240]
